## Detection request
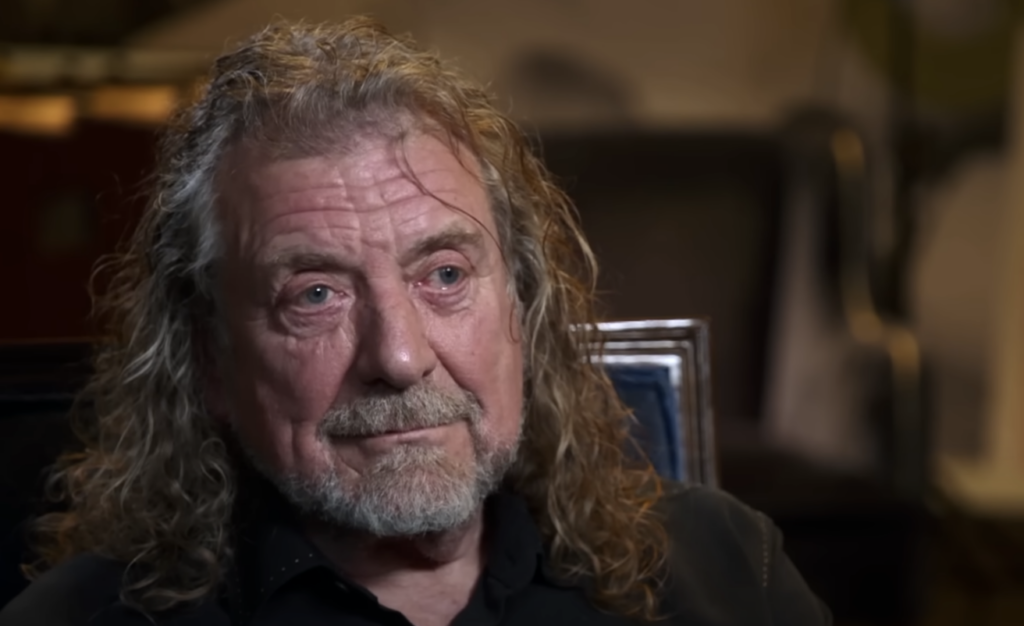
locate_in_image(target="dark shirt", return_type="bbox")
[0,485,830,625]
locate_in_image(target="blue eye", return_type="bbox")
[434,266,462,287]
[303,285,332,305]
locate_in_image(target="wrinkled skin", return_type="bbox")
[214,132,525,528]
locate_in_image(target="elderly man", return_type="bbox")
[1,18,828,626]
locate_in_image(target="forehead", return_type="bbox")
[216,133,496,255]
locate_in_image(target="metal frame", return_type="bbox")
[582,319,718,486]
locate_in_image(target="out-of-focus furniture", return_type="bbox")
[922,498,1024,626]
[766,111,927,498]
[542,126,928,625]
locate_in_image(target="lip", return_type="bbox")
[374,426,436,438]
[345,424,450,442]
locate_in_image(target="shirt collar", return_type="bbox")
[481,490,546,592]
[226,481,552,620]
[229,483,339,623]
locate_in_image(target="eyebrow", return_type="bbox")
[399,226,487,267]
[261,226,487,275]
[263,250,355,274]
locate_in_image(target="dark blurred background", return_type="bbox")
[6,1,1024,624]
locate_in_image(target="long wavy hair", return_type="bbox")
[30,17,669,620]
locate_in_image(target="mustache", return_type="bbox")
[319,385,483,438]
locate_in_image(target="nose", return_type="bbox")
[352,286,438,390]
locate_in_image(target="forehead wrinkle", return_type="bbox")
[387,146,497,253]
[257,167,463,222]
[259,221,363,265]
[355,162,474,217]
[224,134,495,268]
[239,205,357,269]
[226,131,480,217]
[256,194,464,277]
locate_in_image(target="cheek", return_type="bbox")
[492,348,524,440]
[228,327,352,465]
[436,300,524,440]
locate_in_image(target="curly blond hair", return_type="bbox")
[31,17,669,620]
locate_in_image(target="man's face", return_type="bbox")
[215,132,524,535]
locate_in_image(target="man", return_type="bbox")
[1,18,829,626]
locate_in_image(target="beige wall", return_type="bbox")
[131,0,848,128]
[931,24,1024,514]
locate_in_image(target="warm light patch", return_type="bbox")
[85,85,179,125]
[0,95,76,136]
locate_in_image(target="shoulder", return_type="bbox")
[0,555,228,626]
[656,483,832,625]
[657,484,772,586]
[659,483,770,555]
[0,554,128,625]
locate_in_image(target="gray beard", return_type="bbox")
[240,385,520,537]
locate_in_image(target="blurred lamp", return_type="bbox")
[85,85,178,125]
[0,95,75,136]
